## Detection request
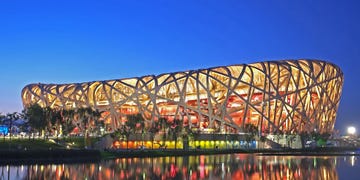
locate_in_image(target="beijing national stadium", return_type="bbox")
[21,59,343,149]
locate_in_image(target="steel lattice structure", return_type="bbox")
[22,59,343,134]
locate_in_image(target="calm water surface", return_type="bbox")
[1,154,359,180]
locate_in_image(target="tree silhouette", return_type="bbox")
[61,109,76,139]
[76,107,94,148]
[6,112,19,141]
[158,117,169,148]
[24,103,47,139]
[168,119,182,149]
[125,113,145,149]
[50,109,62,140]
[244,124,258,148]
[148,121,160,149]
[91,109,102,135]
[43,106,54,140]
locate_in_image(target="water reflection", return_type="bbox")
[1,154,359,180]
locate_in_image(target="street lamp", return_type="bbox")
[347,126,356,136]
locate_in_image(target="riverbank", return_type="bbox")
[101,146,360,159]
[0,137,358,165]
[0,149,101,165]
[0,147,358,165]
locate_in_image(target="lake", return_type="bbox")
[1,153,359,179]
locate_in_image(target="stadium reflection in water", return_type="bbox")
[2,154,359,180]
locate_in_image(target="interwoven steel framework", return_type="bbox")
[22,59,343,134]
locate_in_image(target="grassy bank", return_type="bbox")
[0,149,101,165]
[0,138,62,150]
[0,137,101,150]
[0,137,101,164]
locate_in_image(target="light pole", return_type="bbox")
[347,126,356,137]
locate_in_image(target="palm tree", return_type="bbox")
[168,119,182,149]
[244,124,258,149]
[0,113,4,121]
[181,125,191,150]
[76,107,93,148]
[121,114,138,149]
[158,117,168,149]
[24,103,47,140]
[50,109,62,140]
[43,107,53,139]
[148,121,160,149]
[60,109,76,139]
[6,112,20,144]
[126,114,145,148]
[0,113,5,141]
[91,109,102,136]
[259,135,266,149]
[119,124,131,149]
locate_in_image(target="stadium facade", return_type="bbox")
[21,59,343,136]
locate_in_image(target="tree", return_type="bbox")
[61,109,76,139]
[0,113,4,121]
[158,117,169,148]
[286,134,297,148]
[311,131,331,147]
[43,106,54,140]
[126,114,145,148]
[120,125,130,149]
[299,132,309,148]
[24,104,47,139]
[168,119,182,149]
[76,107,93,148]
[115,114,144,150]
[6,112,20,141]
[244,124,258,148]
[259,135,267,149]
[91,109,102,136]
[148,121,160,149]
[127,114,145,133]
[50,109,62,140]
[181,124,194,150]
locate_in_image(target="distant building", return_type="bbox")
[21,59,343,134]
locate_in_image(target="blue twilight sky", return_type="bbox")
[0,0,359,133]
